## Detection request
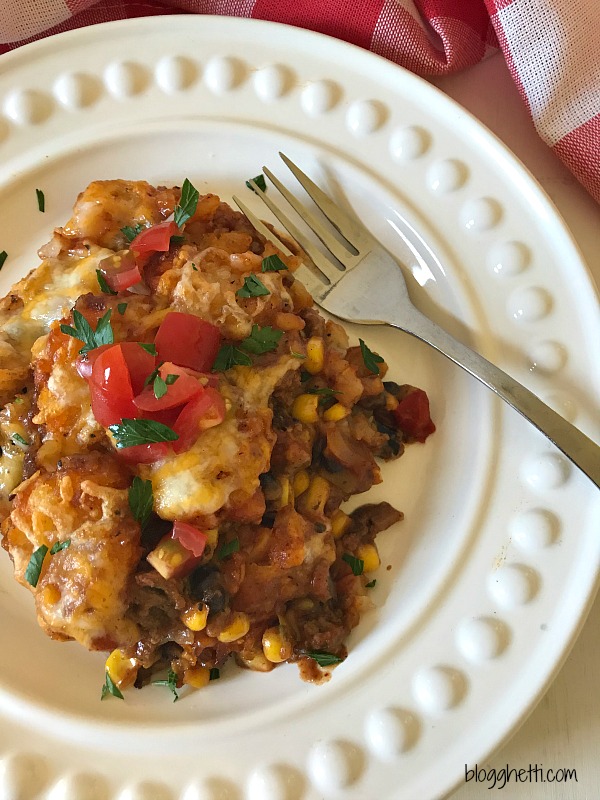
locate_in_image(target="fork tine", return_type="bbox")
[244,180,344,285]
[232,194,294,256]
[262,166,358,265]
[279,153,372,250]
[232,194,329,300]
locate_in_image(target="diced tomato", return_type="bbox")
[99,251,142,292]
[75,344,113,380]
[118,342,156,395]
[133,362,203,412]
[155,312,221,372]
[393,388,436,443]
[172,521,208,558]
[130,221,179,254]
[173,387,226,453]
[115,441,171,465]
[147,531,204,579]
[89,345,139,427]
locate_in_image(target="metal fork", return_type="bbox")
[233,152,600,489]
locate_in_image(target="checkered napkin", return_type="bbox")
[1,0,598,203]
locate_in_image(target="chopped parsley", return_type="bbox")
[209,668,220,681]
[306,651,344,667]
[36,189,45,212]
[128,476,153,530]
[138,343,157,356]
[108,418,178,448]
[24,545,48,587]
[212,345,252,371]
[261,254,287,272]
[306,387,340,398]
[245,174,267,192]
[170,235,185,245]
[50,539,71,555]
[96,269,117,296]
[153,374,167,399]
[241,325,282,355]
[365,579,377,589]
[212,325,283,372]
[165,374,179,385]
[342,553,364,576]
[101,672,124,701]
[60,309,113,355]
[0,251,6,270]
[236,274,270,298]
[11,433,29,448]
[216,537,240,561]
[117,302,128,315]
[359,338,384,375]
[153,669,179,702]
[174,178,199,227]
[121,222,145,242]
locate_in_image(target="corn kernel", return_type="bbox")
[305,337,324,374]
[105,648,138,689]
[293,469,310,497]
[357,543,380,573]
[323,402,349,422]
[217,612,250,643]
[331,509,352,539]
[277,477,292,508]
[262,626,293,663]
[185,666,211,688]
[291,394,319,423]
[181,602,209,631]
[304,475,330,515]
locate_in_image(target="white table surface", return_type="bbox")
[429,53,600,800]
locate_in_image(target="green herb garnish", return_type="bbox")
[12,433,29,448]
[96,269,117,296]
[359,338,384,375]
[306,387,340,398]
[342,553,364,576]
[117,302,128,315]
[138,343,157,356]
[261,254,287,272]
[170,235,185,245]
[50,539,71,555]
[121,223,145,242]
[241,325,282,355]
[108,418,178,449]
[153,669,179,702]
[209,668,220,681]
[212,344,252,371]
[60,309,113,355]
[174,178,199,227]
[24,545,48,587]
[0,251,7,270]
[246,174,267,192]
[365,579,377,589]
[128,476,154,530]
[153,374,167,399]
[306,651,344,667]
[36,189,45,212]
[101,672,124,701]
[165,374,179,385]
[216,537,240,561]
[236,274,270,298]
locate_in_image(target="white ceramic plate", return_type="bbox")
[0,16,598,800]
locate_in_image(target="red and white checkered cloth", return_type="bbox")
[1,0,599,202]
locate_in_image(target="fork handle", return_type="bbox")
[392,307,600,489]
